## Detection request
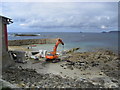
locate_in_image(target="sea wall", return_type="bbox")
[8,38,57,46]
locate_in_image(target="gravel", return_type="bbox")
[2,67,104,88]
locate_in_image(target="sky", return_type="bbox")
[0,2,118,32]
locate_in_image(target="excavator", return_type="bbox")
[45,38,64,62]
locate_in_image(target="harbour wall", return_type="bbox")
[8,38,57,46]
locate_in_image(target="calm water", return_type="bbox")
[8,32,119,53]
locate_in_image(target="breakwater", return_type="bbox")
[8,38,57,46]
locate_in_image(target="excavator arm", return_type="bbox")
[51,38,64,55]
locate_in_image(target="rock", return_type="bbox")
[60,65,64,67]
[90,77,105,86]
[111,79,118,83]
[65,47,80,54]
[19,83,26,87]
[104,82,119,88]
[60,72,62,74]
[67,62,75,65]
[31,84,35,88]
[74,73,76,74]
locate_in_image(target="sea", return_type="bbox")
[8,32,119,53]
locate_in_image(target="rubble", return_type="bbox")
[64,47,80,54]
[60,49,120,88]
[2,49,120,88]
[2,67,104,88]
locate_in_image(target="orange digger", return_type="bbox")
[45,38,64,62]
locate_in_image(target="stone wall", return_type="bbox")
[8,38,57,46]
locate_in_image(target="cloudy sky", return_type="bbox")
[0,2,118,32]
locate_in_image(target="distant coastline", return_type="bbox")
[13,33,41,36]
[108,31,120,33]
[101,31,120,33]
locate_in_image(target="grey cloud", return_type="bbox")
[1,2,118,31]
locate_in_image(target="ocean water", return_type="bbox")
[8,32,119,53]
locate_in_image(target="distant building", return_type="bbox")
[0,16,14,70]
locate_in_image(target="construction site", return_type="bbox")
[0,16,120,89]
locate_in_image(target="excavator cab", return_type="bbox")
[45,53,58,60]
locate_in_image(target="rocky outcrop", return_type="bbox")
[60,49,120,88]
[14,34,40,36]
